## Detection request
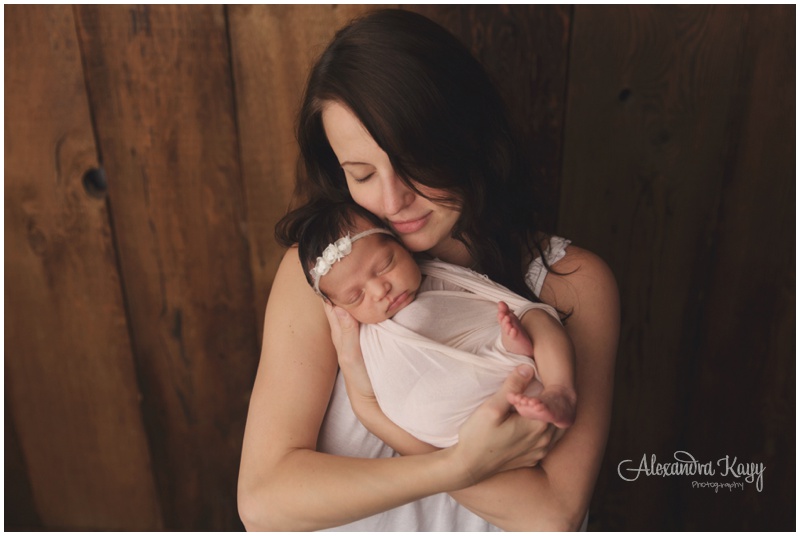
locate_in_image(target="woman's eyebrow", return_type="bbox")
[340,161,370,167]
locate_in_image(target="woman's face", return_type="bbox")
[321,101,467,263]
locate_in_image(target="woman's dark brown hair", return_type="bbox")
[276,9,553,302]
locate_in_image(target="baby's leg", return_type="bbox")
[497,301,534,356]
[508,386,577,429]
[506,308,577,428]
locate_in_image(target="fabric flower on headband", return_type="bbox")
[313,236,353,277]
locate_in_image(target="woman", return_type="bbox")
[238,9,619,531]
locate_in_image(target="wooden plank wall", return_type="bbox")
[559,5,794,531]
[72,5,260,530]
[5,5,794,531]
[5,5,162,530]
[674,6,795,529]
[229,4,378,335]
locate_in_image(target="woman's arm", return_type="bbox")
[453,245,620,530]
[237,248,553,531]
[535,245,619,526]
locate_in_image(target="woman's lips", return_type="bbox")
[389,213,430,234]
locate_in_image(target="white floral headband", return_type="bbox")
[310,228,396,296]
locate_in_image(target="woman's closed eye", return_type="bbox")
[353,172,374,184]
[341,164,376,184]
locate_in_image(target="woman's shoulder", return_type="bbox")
[539,241,619,321]
[272,246,307,293]
[277,244,302,272]
[552,242,611,275]
[268,246,330,329]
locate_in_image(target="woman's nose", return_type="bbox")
[382,173,414,215]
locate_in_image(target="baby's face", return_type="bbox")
[319,233,422,324]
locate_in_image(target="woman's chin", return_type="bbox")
[399,235,436,254]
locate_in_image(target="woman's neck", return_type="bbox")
[426,237,474,268]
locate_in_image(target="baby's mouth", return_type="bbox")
[387,291,409,313]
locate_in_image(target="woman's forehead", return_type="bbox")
[321,102,379,159]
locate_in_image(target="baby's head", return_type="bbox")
[298,202,422,324]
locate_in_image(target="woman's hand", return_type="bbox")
[450,365,559,485]
[322,302,360,359]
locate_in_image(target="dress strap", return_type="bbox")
[525,236,571,297]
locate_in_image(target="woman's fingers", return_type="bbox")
[482,365,535,419]
[334,307,360,355]
[452,365,557,483]
[322,304,363,368]
[322,302,340,336]
[334,306,358,330]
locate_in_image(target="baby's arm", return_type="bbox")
[505,307,577,428]
[326,306,437,454]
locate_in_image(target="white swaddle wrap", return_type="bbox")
[360,259,561,448]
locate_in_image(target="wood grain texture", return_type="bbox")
[5,399,41,529]
[676,5,795,530]
[74,5,259,529]
[4,4,162,529]
[560,5,793,530]
[229,4,382,334]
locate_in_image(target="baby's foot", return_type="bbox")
[497,301,534,356]
[508,385,577,428]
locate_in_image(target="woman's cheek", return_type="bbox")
[349,185,383,218]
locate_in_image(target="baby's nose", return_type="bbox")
[367,278,391,300]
